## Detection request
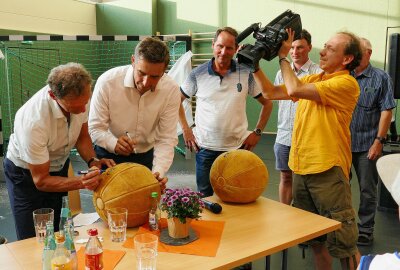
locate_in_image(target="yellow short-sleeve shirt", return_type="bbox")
[288,70,360,179]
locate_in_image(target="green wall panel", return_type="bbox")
[96,4,153,35]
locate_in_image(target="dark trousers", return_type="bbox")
[195,148,225,197]
[4,158,68,240]
[94,145,154,170]
[352,151,379,235]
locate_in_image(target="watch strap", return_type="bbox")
[254,128,262,136]
[279,57,290,64]
[375,136,386,144]
[87,157,99,167]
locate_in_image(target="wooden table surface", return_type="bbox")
[3,196,340,270]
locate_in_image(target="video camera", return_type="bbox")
[236,10,302,71]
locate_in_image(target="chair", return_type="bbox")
[376,154,400,212]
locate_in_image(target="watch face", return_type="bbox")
[254,128,262,135]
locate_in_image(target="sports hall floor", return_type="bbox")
[0,134,399,269]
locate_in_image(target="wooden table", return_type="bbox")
[3,196,340,270]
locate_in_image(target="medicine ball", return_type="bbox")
[93,162,160,227]
[210,149,268,203]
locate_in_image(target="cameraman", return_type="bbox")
[273,29,321,205]
[252,29,362,270]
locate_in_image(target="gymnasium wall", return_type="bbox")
[155,0,400,133]
[96,0,155,35]
[1,0,400,133]
[0,0,96,35]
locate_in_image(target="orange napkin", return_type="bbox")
[77,246,125,270]
[123,218,225,257]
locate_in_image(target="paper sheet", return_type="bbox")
[73,212,100,227]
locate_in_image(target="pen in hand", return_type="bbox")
[78,169,106,175]
[125,131,137,154]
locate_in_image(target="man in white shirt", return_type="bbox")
[89,37,181,181]
[4,63,115,240]
[273,29,321,204]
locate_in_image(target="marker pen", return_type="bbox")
[78,169,106,175]
[125,131,137,154]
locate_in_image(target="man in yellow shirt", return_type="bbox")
[252,29,362,270]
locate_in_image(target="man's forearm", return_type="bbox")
[253,69,290,100]
[280,59,302,96]
[377,110,393,138]
[256,99,273,131]
[178,103,191,131]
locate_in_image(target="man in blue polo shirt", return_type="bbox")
[350,37,396,246]
[179,26,273,198]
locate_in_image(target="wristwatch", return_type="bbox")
[87,157,100,167]
[279,57,290,64]
[375,136,386,144]
[253,128,262,136]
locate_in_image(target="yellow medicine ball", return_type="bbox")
[210,149,268,203]
[93,162,160,227]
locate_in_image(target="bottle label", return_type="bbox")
[149,214,158,230]
[60,208,70,217]
[85,252,104,270]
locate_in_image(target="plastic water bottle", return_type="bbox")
[85,228,104,270]
[149,192,160,231]
[64,224,77,270]
[59,196,74,237]
[51,233,72,270]
[42,221,56,270]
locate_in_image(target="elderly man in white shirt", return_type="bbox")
[4,63,115,240]
[89,37,180,182]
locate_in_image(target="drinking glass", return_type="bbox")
[32,208,54,242]
[107,207,128,242]
[134,233,158,270]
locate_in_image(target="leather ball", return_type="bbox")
[93,162,160,227]
[210,149,268,203]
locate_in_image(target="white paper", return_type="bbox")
[73,212,100,227]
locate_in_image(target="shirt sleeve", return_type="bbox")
[248,72,263,98]
[180,70,197,98]
[17,120,50,165]
[88,76,119,153]
[309,75,360,113]
[152,83,181,177]
[379,72,396,111]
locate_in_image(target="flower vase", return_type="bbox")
[167,217,192,238]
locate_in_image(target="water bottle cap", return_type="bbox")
[87,228,98,236]
[54,232,65,243]
[151,192,158,198]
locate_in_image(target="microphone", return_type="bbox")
[201,199,222,214]
[236,22,260,43]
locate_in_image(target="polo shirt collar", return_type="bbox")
[321,70,350,80]
[295,59,314,73]
[351,63,372,78]
[208,58,237,76]
[47,87,67,119]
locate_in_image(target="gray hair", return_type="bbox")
[360,37,372,51]
[47,62,92,99]
[134,37,170,68]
